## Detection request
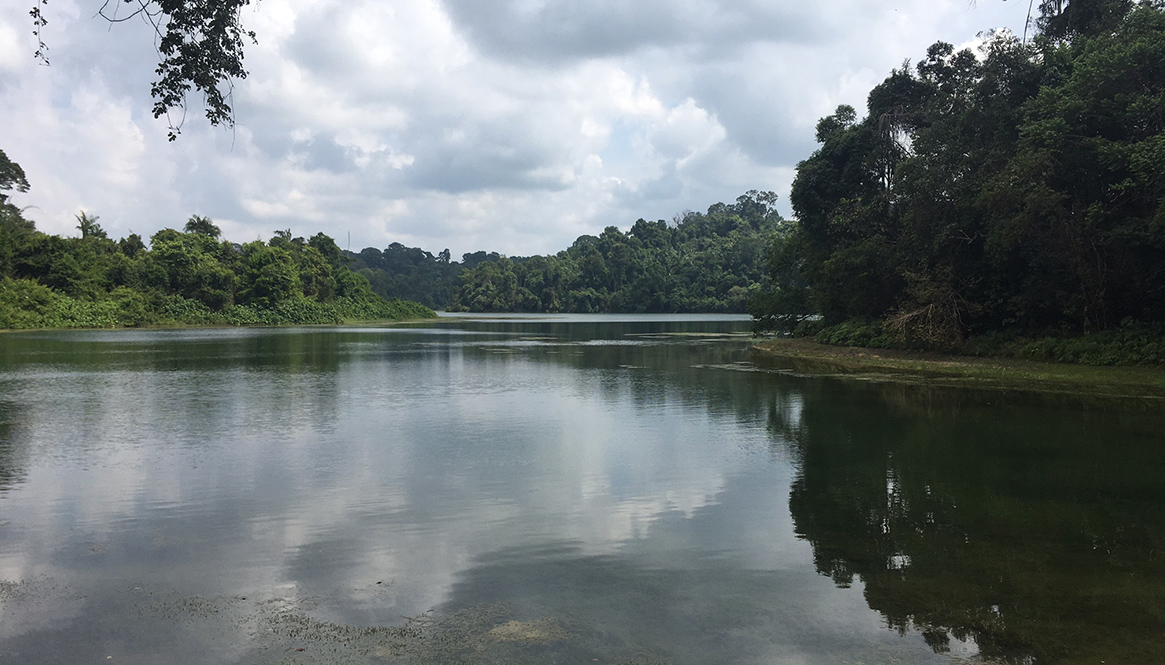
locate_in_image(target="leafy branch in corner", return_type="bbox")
[30,0,257,140]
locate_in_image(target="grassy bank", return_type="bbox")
[752,337,1165,399]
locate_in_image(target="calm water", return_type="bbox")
[0,314,1162,664]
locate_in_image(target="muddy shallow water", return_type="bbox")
[1,314,1162,664]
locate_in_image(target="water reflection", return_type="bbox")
[783,379,1165,664]
[0,320,1161,664]
[0,399,29,493]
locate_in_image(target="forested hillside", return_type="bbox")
[351,190,783,313]
[345,245,501,311]
[752,0,1165,355]
[0,157,433,329]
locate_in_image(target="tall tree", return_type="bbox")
[755,0,1162,342]
[0,149,30,205]
[184,215,221,238]
[75,211,106,240]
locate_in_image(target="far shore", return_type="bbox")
[0,317,437,335]
[752,338,1165,400]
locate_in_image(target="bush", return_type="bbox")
[793,318,826,338]
[1014,323,1165,366]
[334,295,436,321]
[815,319,891,348]
[0,278,56,329]
[0,278,126,329]
[160,295,222,326]
[109,287,155,327]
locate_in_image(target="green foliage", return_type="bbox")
[334,295,436,322]
[0,277,124,329]
[76,211,106,240]
[749,221,814,334]
[443,191,782,313]
[32,2,255,139]
[0,278,57,329]
[108,286,154,326]
[346,243,474,310]
[0,149,29,205]
[184,215,221,238]
[142,0,257,139]
[0,202,36,278]
[804,318,1165,367]
[792,318,826,338]
[148,228,237,307]
[349,191,780,314]
[237,241,300,308]
[814,320,891,348]
[1015,323,1165,366]
[753,2,1165,358]
[0,149,433,330]
[0,191,433,330]
[1037,0,1135,40]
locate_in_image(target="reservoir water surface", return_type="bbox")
[0,314,1162,664]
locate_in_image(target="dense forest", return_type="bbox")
[0,153,433,329]
[349,190,783,313]
[345,246,500,311]
[751,0,1165,355]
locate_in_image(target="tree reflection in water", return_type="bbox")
[782,379,1165,664]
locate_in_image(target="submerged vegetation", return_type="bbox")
[753,337,1165,399]
[0,162,433,330]
[750,0,1165,364]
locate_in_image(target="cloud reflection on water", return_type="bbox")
[0,323,958,664]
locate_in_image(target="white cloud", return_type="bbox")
[0,0,1031,255]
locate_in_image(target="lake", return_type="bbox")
[0,314,1162,664]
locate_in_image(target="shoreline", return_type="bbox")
[752,337,1165,399]
[0,316,438,335]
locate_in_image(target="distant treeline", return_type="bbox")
[344,246,500,311]
[347,190,783,313]
[0,165,433,329]
[751,0,1165,359]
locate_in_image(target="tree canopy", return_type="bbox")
[348,191,784,314]
[753,0,1165,347]
[0,155,433,329]
[0,149,30,205]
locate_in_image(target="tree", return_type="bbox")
[0,149,34,277]
[749,221,814,334]
[308,233,344,269]
[148,227,236,307]
[0,149,30,205]
[75,211,106,240]
[1036,0,1135,39]
[753,0,1161,343]
[184,215,221,238]
[0,151,36,278]
[32,0,255,140]
[238,241,299,308]
[446,194,782,314]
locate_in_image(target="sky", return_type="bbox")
[0,0,1033,258]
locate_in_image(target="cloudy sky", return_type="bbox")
[0,0,1031,258]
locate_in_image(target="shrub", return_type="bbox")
[1015,323,1165,366]
[815,319,891,348]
